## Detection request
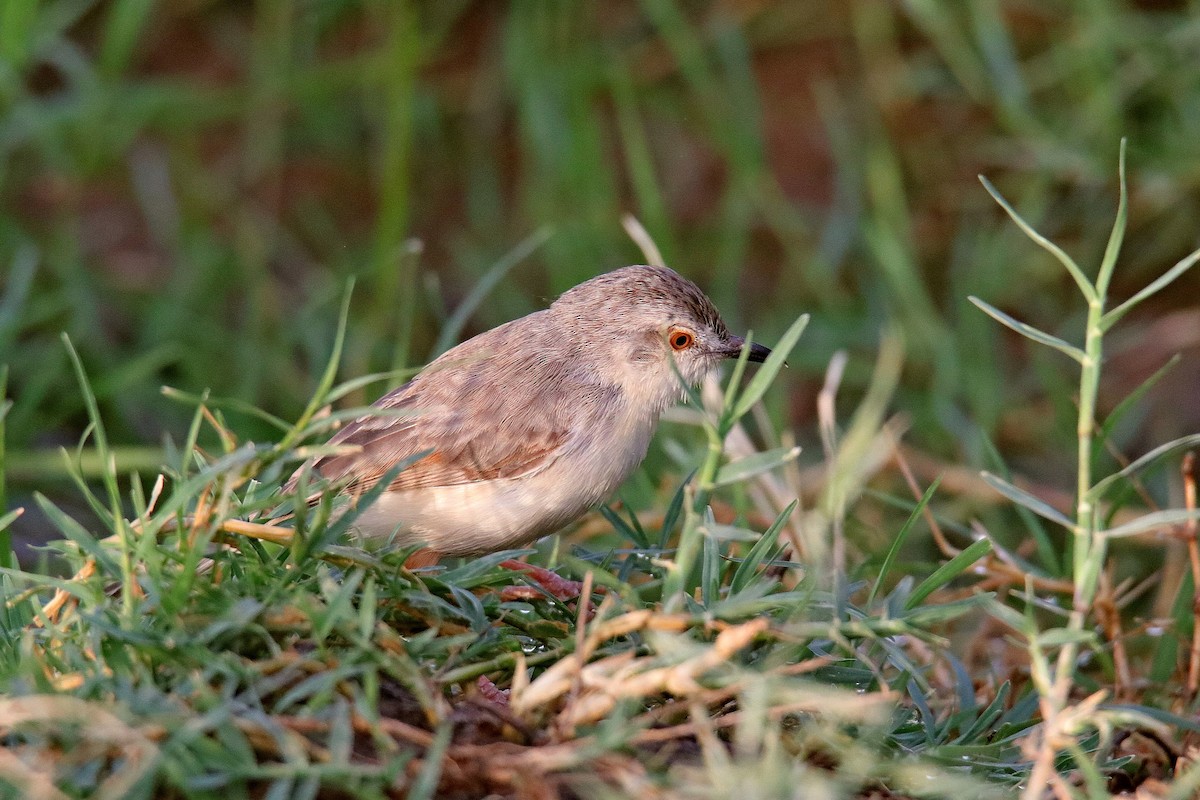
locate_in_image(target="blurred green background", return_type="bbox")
[3,0,1199,552]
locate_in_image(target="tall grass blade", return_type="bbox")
[283,280,354,450]
[1099,354,1179,442]
[979,176,1096,302]
[61,336,118,507]
[967,297,1085,362]
[0,364,7,570]
[721,329,755,412]
[905,538,992,610]
[162,387,292,433]
[731,313,809,420]
[1088,433,1200,500]
[1103,509,1200,539]
[0,244,36,355]
[981,435,1060,574]
[729,500,796,594]
[33,492,119,575]
[325,368,420,404]
[599,504,649,549]
[432,227,552,357]
[0,507,21,573]
[712,446,801,487]
[1094,139,1128,297]
[658,475,690,549]
[1102,245,1200,331]
[868,476,941,607]
[100,0,155,77]
[701,533,720,606]
[980,472,1075,529]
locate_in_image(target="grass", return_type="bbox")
[2,298,1009,798]
[4,1,1200,797]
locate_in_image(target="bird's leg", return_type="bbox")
[498,559,587,602]
[403,549,442,569]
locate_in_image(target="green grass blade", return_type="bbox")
[0,506,21,572]
[1103,509,1200,539]
[599,504,650,549]
[61,335,118,507]
[0,364,7,570]
[905,538,993,610]
[867,476,941,608]
[324,368,420,404]
[432,227,551,357]
[1102,244,1200,331]
[730,313,809,420]
[1099,353,1179,443]
[712,446,801,488]
[1094,138,1128,297]
[611,63,676,263]
[282,280,354,450]
[162,386,293,433]
[729,500,796,595]
[979,176,1096,303]
[61,334,139,615]
[658,475,691,549]
[1065,741,1109,798]
[701,532,720,607]
[0,244,37,356]
[981,434,1060,574]
[980,471,1075,529]
[953,681,1011,744]
[721,329,755,413]
[0,0,39,65]
[1088,433,1200,501]
[967,297,1085,363]
[99,0,155,77]
[33,492,120,575]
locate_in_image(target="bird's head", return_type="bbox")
[551,265,771,411]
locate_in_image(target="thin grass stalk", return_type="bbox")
[0,364,9,569]
[1020,143,1127,797]
[664,415,726,611]
[376,2,420,384]
[279,282,354,452]
[1023,286,1105,797]
[62,335,138,622]
[1182,452,1199,702]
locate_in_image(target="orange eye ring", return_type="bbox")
[668,328,695,351]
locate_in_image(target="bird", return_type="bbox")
[284,264,770,562]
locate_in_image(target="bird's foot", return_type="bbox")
[497,559,587,602]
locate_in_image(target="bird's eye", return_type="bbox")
[668,328,695,351]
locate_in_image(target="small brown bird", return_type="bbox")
[286,265,769,561]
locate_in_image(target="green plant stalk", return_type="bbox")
[1027,286,1114,796]
[1021,315,1103,797]
[376,0,420,382]
[0,364,9,570]
[694,419,729,512]
[1021,142,1128,798]
[1073,307,1105,602]
[664,422,726,611]
[1049,300,1105,701]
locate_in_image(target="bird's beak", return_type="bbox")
[724,336,772,364]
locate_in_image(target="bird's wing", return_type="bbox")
[296,380,569,495]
